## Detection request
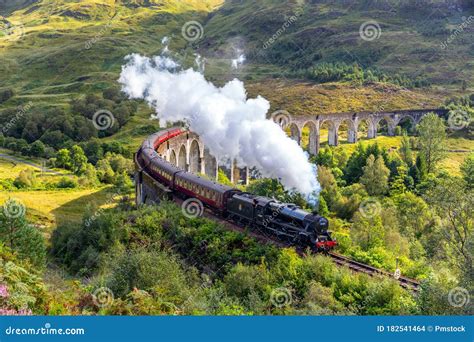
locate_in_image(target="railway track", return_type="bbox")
[328,252,420,291]
[175,195,421,292]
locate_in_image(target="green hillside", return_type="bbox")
[202,0,474,89]
[1,0,473,116]
[0,0,222,112]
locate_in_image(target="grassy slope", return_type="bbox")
[202,0,474,90]
[0,152,114,229]
[247,80,446,116]
[0,1,224,232]
[0,0,223,111]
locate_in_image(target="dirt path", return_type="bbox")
[0,153,62,175]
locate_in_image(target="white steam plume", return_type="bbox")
[231,53,246,69]
[118,53,320,199]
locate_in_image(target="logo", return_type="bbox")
[448,287,470,308]
[270,287,293,308]
[359,198,381,218]
[2,198,26,219]
[359,20,382,41]
[92,287,114,308]
[181,198,204,218]
[181,21,204,42]
[447,109,471,130]
[92,110,115,131]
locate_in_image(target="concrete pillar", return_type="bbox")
[185,136,190,167]
[178,146,187,170]
[328,122,339,146]
[233,166,241,185]
[347,127,357,143]
[315,133,320,154]
[290,124,301,145]
[387,119,397,136]
[135,172,142,207]
[348,119,358,143]
[367,120,377,139]
[308,126,318,155]
[315,119,321,155]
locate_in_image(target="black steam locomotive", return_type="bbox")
[227,193,335,250]
[136,128,336,251]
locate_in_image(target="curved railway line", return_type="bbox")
[135,128,421,292]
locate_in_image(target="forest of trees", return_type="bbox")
[0,87,137,159]
[301,63,430,88]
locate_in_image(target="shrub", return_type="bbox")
[0,243,48,314]
[106,248,195,300]
[14,169,38,189]
[0,88,14,103]
[0,214,46,269]
[56,177,78,189]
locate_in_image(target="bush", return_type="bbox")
[0,213,46,269]
[305,62,428,88]
[28,141,46,157]
[14,169,38,189]
[0,243,48,314]
[0,88,14,103]
[106,249,195,300]
[51,208,127,275]
[56,177,78,189]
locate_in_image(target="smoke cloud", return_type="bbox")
[118,53,320,199]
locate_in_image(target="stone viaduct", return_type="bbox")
[273,108,447,155]
[149,109,447,184]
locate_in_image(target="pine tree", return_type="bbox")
[0,208,46,268]
[390,165,412,195]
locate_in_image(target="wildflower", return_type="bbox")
[0,284,9,298]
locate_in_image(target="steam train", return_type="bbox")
[136,128,336,251]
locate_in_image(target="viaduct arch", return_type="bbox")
[274,109,447,155]
[156,131,250,185]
